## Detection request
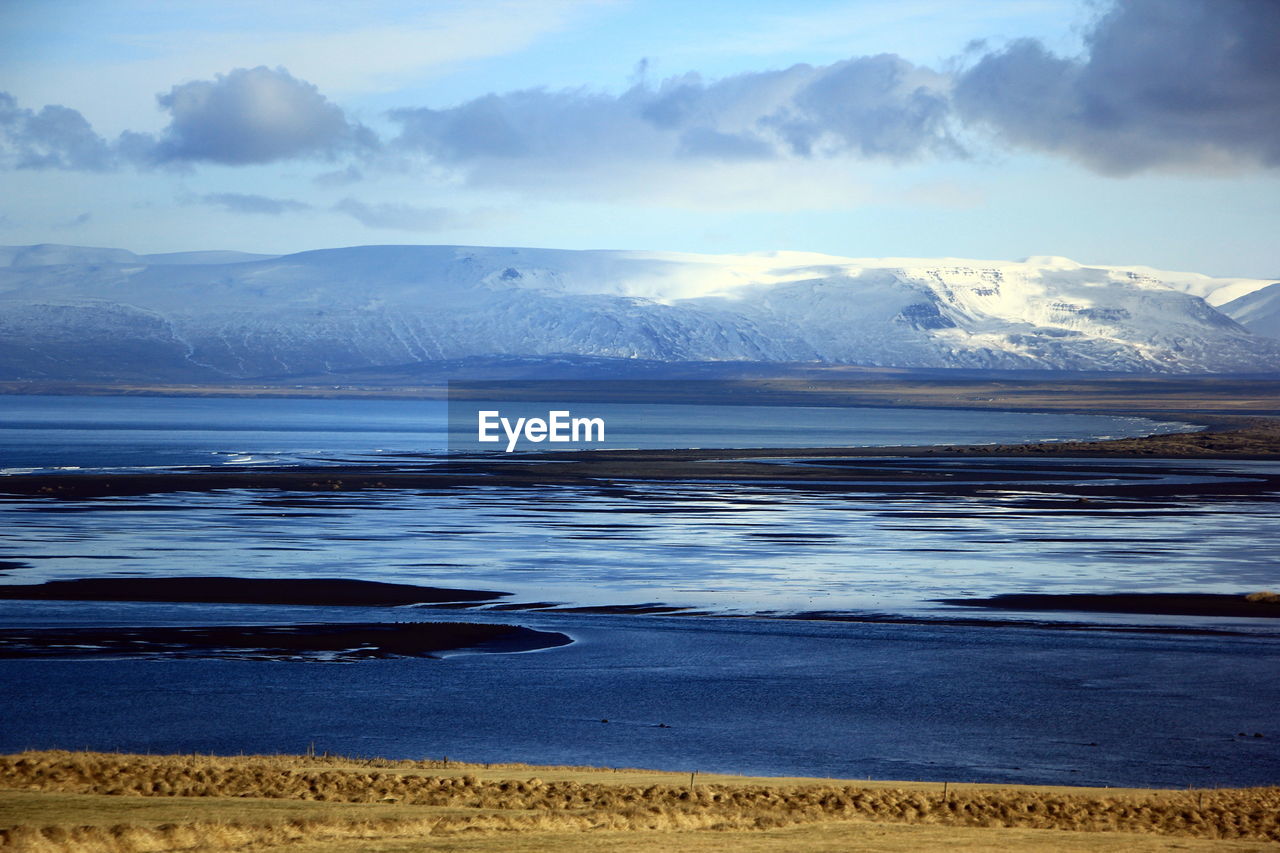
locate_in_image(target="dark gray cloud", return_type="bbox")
[333,197,463,231]
[0,92,115,170]
[955,0,1280,173]
[149,66,375,165]
[197,192,311,215]
[388,55,959,182]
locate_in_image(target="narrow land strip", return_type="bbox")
[4,419,1280,500]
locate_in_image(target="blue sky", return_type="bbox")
[1,0,1277,277]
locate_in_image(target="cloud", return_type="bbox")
[4,0,1277,188]
[388,0,1278,184]
[197,192,311,215]
[2,66,372,172]
[763,55,958,160]
[954,0,1280,174]
[148,66,375,165]
[0,92,115,170]
[387,55,960,193]
[333,197,468,231]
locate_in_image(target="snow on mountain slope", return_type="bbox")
[0,243,1277,380]
[1083,259,1277,307]
[1221,282,1280,340]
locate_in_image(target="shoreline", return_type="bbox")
[3,419,1280,501]
[0,747,1250,798]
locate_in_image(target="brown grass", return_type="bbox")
[276,823,1280,853]
[1,751,1277,852]
[1246,591,1280,604]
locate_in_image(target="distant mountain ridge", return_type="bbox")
[1221,283,1280,341]
[0,243,1277,381]
[0,244,280,269]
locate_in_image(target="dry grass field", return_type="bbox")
[1,751,1276,852]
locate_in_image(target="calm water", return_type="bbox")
[0,394,1191,471]
[2,605,1277,788]
[1,394,1277,786]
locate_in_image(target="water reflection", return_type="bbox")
[2,460,1277,623]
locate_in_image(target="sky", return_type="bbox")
[1,0,1277,277]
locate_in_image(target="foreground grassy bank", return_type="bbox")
[2,751,1276,852]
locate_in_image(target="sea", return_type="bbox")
[1,394,1277,788]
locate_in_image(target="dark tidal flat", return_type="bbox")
[0,621,571,661]
[938,592,1280,619]
[0,576,508,606]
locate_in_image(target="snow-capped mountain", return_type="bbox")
[1074,262,1275,309]
[1221,282,1280,341]
[1,243,1277,380]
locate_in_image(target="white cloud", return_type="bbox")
[150,66,374,165]
[387,54,960,201]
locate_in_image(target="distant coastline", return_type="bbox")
[3,418,1279,501]
[3,368,1279,419]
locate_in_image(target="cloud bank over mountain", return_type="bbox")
[3,0,1275,184]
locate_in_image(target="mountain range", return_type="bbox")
[1,243,1278,381]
